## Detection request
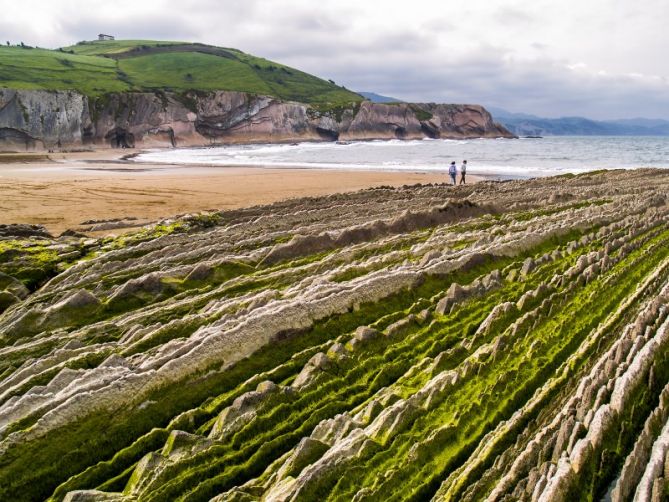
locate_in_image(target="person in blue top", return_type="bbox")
[448,161,457,185]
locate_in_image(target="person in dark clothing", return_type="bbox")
[460,160,467,184]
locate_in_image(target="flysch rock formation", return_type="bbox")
[0,88,514,151]
[1,168,669,501]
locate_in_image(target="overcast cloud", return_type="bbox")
[1,0,667,119]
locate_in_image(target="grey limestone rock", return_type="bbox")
[0,272,29,299]
[354,326,380,342]
[520,257,536,276]
[0,291,19,313]
[0,223,53,239]
[292,352,332,388]
[62,490,128,501]
[276,437,331,479]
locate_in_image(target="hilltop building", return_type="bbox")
[98,34,115,41]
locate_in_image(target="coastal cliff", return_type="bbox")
[0,88,515,151]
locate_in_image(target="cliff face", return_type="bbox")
[343,101,510,140]
[0,88,515,151]
[0,89,90,150]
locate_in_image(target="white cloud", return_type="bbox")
[0,0,667,119]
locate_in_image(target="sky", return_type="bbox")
[1,0,668,120]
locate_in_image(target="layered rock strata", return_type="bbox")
[1,169,669,501]
[0,88,514,151]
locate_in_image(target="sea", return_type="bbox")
[133,136,669,179]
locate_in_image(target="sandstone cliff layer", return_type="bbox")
[0,88,514,151]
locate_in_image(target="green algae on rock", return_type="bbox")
[1,169,669,501]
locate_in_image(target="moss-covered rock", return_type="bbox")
[1,170,669,501]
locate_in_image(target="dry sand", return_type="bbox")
[0,149,481,235]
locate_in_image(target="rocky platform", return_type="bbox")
[1,169,669,501]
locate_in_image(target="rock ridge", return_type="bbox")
[0,88,515,151]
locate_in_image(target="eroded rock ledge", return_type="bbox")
[0,88,514,151]
[1,169,669,501]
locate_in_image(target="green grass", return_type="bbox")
[0,40,362,104]
[0,47,130,95]
[65,40,188,56]
[117,53,273,94]
[409,104,433,121]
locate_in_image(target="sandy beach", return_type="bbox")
[0,149,480,235]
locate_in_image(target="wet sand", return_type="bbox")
[0,149,481,235]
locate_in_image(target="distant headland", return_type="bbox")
[0,39,514,152]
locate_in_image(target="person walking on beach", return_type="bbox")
[448,161,457,185]
[460,160,467,184]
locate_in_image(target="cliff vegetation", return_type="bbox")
[0,40,361,104]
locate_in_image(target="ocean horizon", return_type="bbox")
[134,135,669,179]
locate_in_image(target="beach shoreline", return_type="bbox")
[0,148,483,235]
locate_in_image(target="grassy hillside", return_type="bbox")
[0,40,361,104]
